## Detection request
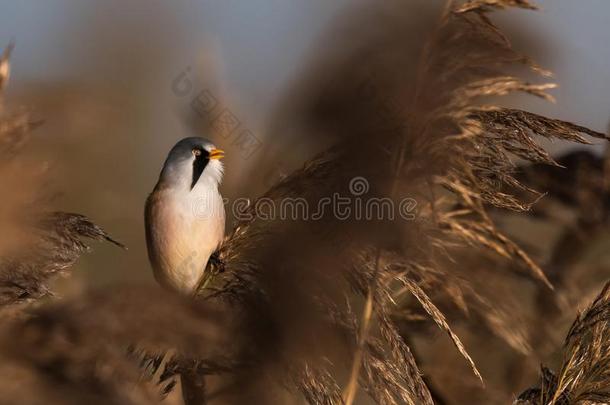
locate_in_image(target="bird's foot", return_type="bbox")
[208,251,225,273]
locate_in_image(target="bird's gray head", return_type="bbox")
[157,137,225,190]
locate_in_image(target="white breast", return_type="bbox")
[145,183,225,294]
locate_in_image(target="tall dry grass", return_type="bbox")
[0,1,609,404]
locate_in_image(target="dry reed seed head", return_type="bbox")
[0,46,125,309]
[189,1,610,403]
[0,285,244,404]
[516,282,610,405]
[0,212,125,307]
[456,0,538,13]
[0,1,608,404]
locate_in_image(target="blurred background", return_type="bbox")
[0,0,608,287]
[1,1,610,404]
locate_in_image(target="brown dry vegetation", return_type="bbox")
[1,1,610,405]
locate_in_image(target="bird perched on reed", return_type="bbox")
[145,137,225,294]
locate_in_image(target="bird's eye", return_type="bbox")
[192,148,202,157]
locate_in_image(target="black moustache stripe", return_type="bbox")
[191,155,208,190]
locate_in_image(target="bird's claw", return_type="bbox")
[209,251,225,273]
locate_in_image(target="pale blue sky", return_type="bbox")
[1,0,608,141]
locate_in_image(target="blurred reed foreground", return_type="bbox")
[1,1,610,404]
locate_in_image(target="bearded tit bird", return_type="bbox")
[145,137,225,294]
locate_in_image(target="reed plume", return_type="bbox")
[517,281,610,405]
[0,1,609,404]
[182,0,607,403]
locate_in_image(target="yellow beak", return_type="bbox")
[209,148,225,160]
